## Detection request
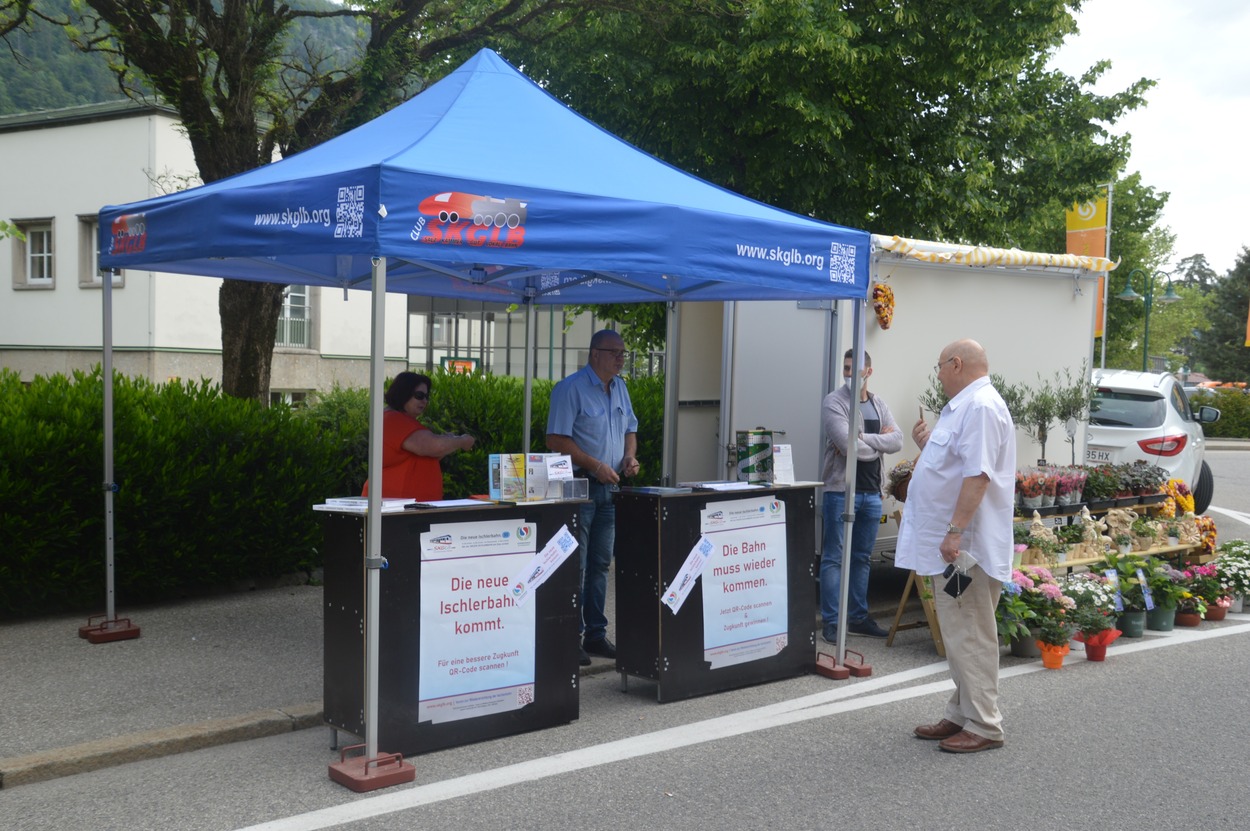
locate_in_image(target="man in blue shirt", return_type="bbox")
[547,329,640,665]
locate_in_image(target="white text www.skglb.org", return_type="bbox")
[734,243,824,271]
[253,207,332,229]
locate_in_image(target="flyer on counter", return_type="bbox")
[508,524,580,607]
[661,535,715,614]
[771,444,795,484]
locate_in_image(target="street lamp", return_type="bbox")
[1115,268,1180,372]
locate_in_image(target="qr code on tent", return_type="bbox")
[828,242,857,284]
[335,186,365,238]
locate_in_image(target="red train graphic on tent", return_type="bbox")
[109,213,148,255]
[418,192,528,228]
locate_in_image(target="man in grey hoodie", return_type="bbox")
[820,349,903,642]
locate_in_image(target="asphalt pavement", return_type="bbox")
[3,436,1246,791]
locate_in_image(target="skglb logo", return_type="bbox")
[516,526,532,541]
[416,191,527,249]
[109,213,147,255]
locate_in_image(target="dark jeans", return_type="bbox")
[577,480,616,642]
[820,490,883,627]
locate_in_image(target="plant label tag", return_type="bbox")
[1105,568,1124,612]
[1137,567,1155,611]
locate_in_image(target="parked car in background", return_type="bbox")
[1087,369,1221,513]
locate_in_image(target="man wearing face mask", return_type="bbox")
[819,350,903,643]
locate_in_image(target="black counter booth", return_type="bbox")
[615,484,819,702]
[321,501,582,755]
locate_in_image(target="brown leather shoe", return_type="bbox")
[938,730,1004,753]
[913,719,964,740]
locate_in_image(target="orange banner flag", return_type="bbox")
[1067,198,1108,336]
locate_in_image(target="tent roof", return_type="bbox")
[99,49,871,304]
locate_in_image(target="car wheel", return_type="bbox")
[1193,460,1214,514]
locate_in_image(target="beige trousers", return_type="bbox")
[931,563,1004,741]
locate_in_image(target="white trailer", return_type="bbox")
[669,234,1114,553]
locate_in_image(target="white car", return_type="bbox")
[1086,369,1220,513]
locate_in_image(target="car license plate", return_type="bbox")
[1085,447,1112,463]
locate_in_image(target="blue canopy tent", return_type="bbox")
[96,48,873,783]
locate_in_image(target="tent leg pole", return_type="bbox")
[81,267,140,644]
[661,301,680,485]
[330,255,416,792]
[522,298,536,452]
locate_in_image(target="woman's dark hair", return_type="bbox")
[384,372,433,411]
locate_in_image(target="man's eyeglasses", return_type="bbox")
[594,348,631,359]
[411,391,429,401]
[934,356,956,374]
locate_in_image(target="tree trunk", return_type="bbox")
[219,279,286,402]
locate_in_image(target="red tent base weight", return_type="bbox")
[843,649,873,677]
[328,745,416,792]
[815,649,872,680]
[79,616,141,643]
[815,651,850,680]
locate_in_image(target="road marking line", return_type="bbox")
[237,620,1250,831]
[1205,505,1250,528]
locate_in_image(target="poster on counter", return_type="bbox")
[418,519,538,724]
[700,496,788,669]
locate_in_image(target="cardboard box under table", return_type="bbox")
[319,501,582,755]
[613,484,819,702]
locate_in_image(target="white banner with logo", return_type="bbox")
[699,496,789,669]
[418,519,537,724]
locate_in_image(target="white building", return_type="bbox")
[1,101,607,400]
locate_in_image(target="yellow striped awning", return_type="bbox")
[872,234,1117,273]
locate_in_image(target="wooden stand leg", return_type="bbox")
[885,570,945,657]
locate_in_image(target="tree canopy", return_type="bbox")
[500,0,1150,246]
[1190,249,1250,381]
[6,0,1176,391]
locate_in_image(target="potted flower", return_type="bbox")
[1144,561,1187,631]
[1024,533,1066,566]
[996,582,1038,648]
[1063,573,1121,660]
[1006,565,1074,658]
[1124,461,1168,497]
[1114,533,1132,555]
[1175,588,1208,626]
[1214,540,1250,613]
[1018,470,1046,510]
[1161,478,1195,519]
[1081,465,1119,508]
[1165,523,1181,546]
[1035,612,1075,669]
[1095,551,1150,636]
[1181,562,1228,620]
[1131,517,1160,551]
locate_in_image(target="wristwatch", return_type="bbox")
[946,523,963,535]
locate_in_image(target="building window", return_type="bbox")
[10,219,54,289]
[78,216,123,288]
[270,390,310,408]
[276,284,312,348]
[431,313,455,347]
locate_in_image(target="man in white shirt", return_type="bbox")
[896,339,1015,753]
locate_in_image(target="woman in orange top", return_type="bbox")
[362,372,475,500]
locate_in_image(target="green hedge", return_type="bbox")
[1,367,664,618]
[0,368,348,619]
[1201,389,1250,439]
